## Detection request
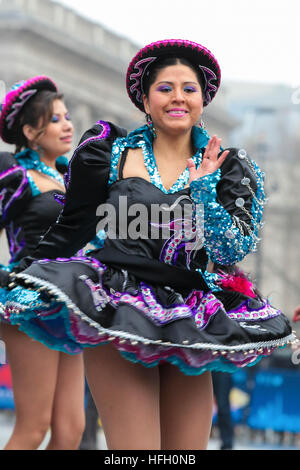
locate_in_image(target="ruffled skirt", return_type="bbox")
[2,255,295,375]
[0,262,17,325]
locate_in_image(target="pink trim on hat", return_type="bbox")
[0,75,57,140]
[127,39,220,79]
[126,39,221,111]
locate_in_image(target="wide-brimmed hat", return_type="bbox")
[126,39,221,113]
[0,75,57,144]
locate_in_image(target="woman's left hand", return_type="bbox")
[188,135,230,183]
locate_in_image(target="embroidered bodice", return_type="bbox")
[16,121,265,291]
[108,124,209,193]
[0,151,67,266]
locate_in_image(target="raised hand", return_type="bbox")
[188,135,230,183]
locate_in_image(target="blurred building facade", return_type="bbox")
[0,0,140,149]
[0,0,235,148]
[224,81,300,325]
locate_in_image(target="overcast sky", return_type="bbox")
[57,0,300,87]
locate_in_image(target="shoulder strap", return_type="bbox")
[118,147,129,180]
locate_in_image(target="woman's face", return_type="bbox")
[143,63,203,136]
[33,99,73,159]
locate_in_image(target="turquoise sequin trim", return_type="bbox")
[0,261,18,273]
[87,229,106,252]
[200,271,223,292]
[5,285,81,352]
[190,153,265,265]
[26,172,40,197]
[15,148,65,196]
[108,125,211,193]
[15,318,81,355]
[0,260,23,323]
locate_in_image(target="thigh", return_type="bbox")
[50,352,85,426]
[159,364,213,450]
[84,344,160,450]
[0,323,59,421]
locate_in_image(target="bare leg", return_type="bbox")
[46,352,85,450]
[84,344,160,450]
[79,385,99,450]
[0,324,59,450]
[159,364,213,450]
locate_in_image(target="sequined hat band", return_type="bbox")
[126,39,221,112]
[0,75,58,144]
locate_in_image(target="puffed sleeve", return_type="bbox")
[0,152,31,228]
[190,147,265,265]
[15,121,127,269]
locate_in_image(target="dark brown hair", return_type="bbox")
[13,90,64,153]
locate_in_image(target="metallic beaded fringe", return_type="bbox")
[6,271,296,358]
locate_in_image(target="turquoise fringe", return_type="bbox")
[120,351,263,376]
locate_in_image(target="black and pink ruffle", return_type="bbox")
[4,256,295,375]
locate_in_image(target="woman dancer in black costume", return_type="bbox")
[0,77,85,449]
[5,42,295,449]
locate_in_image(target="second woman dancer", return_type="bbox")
[0,76,85,449]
